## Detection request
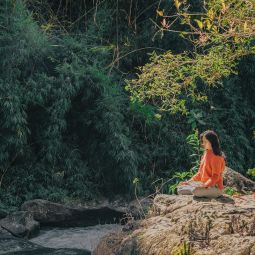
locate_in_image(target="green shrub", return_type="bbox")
[223,187,236,196]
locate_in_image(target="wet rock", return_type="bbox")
[0,211,40,238]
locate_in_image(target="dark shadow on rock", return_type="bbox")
[215,195,235,204]
[20,200,127,228]
[192,195,235,204]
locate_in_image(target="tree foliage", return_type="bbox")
[0,0,254,209]
[126,0,255,113]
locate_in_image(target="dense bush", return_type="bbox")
[0,0,254,210]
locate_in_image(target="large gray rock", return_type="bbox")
[223,166,255,193]
[20,199,127,227]
[20,197,153,227]
[0,211,40,238]
[94,194,255,255]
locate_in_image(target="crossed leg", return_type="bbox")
[177,181,223,198]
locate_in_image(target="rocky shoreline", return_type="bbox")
[1,167,254,254]
[94,193,255,255]
[0,194,152,254]
[93,167,255,255]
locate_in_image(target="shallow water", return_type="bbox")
[30,224,122,252]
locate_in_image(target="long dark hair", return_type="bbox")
[199,130,226,159]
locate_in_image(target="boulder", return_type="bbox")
[223,167,255,193]
[20,197,153,227]
[20,199,127,227]
[0,211,40,238]
[93,194,255,255]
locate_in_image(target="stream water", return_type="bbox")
[30,224,122,252]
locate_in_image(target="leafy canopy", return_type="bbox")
[125,0,255,113]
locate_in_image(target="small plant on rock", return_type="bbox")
[172,241,194,255]
[223,186,236,196]
[247,167,255,180]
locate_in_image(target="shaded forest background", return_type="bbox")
[0,0,254,210]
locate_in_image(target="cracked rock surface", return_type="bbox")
[93,194,255,255]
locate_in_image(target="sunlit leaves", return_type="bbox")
[125,41,244,113]
[207,9,214,20]
[161,18,171,29]
[194,19,203,30]
[156,10,164,17]
[125,0,255,113]
[41,23,54,32]
[220,0,227,14]
[174,0,182,11]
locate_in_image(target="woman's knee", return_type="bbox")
[192,187,223,198]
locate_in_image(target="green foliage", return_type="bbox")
[199,58,255,173]
[125,43,253,113]
[186,128,204,172]
[167,128,202,194]
[247,168,255,177]
[0,189,20,212]
[168,170,195,194]
[0,0,139,208]
[125,0,255,113]
[187,109,206,130]
[223,187,236,196]
[130,98,159,125]
[247,168,255,181]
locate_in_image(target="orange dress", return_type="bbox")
[191,149,225,190]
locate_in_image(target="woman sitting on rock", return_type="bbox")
[177,130,226,198]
